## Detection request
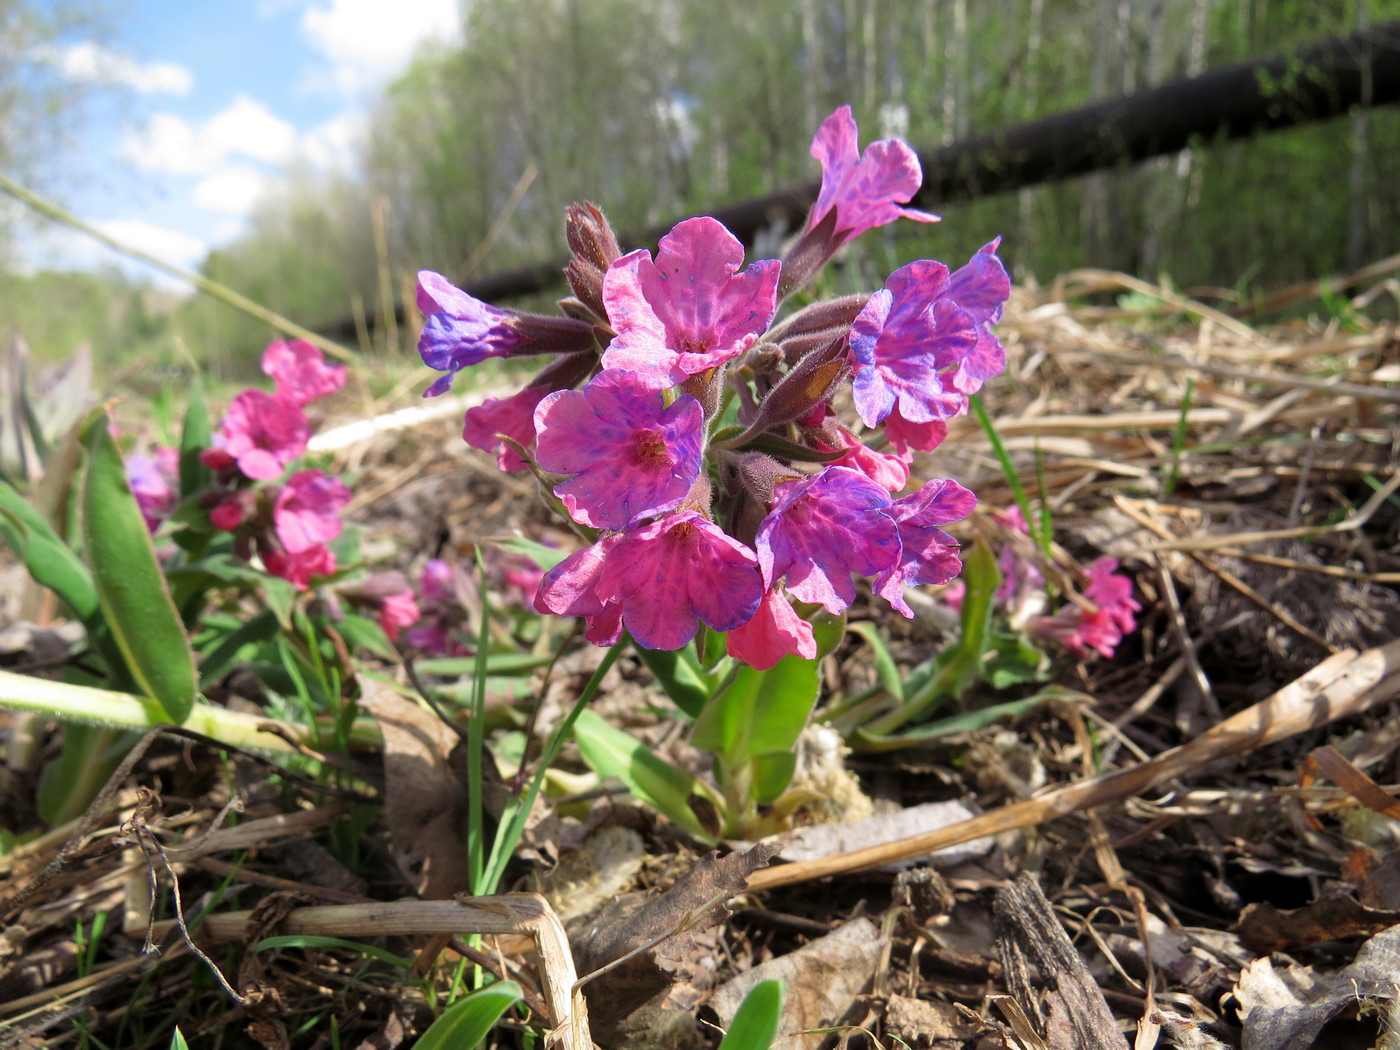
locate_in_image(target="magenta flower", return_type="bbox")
[418,270,528,397]
[378,589,421,641]
[262,542,336,590]
[534,370,704,529]
[1028,558,1141,660]
[883,407,949,459]
[873,479,976,617]
[849,260,980,427]
[273,469,350,553]
[262,340,346,406]
[724,588,817,670]
[602,217,779,388]
[946,241,1012,395]
[463,386,550,472]
[537,511,763,650]
[806,105,938,247]
[406,559,471,656]
[821,425,909,492]
[755,466,900,614]
[221,390,310,481]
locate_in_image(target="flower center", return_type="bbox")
[631,429,670,469]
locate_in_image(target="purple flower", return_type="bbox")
[537,511,763,650]
[126,446,179,531]
[602,217,779,388]
[945,241,1011,395]
[262,340,346,407]
[534,370,704,529]
[849,259,979,427]
[221,390,310,480]
[273,469,350,553]
[417,270,527,397]
[755,466,900,614]
[873,479,976,617]
[807,105,938,247]
[463,386,550,472]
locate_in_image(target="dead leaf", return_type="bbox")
[708,917,886,1050]
[759,800,996,869]
[572,842,781,1046]
[1233,924,1400,1050]
[883,994,984,1049]
[1236,895,1400,955]
[358,680,473,898]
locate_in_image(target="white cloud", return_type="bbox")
[192,168,267,215]
[123,97,297,175]
[300,0,461,95]
[93,220,209,271]
[36,42,193,95]
[298,110,364,172]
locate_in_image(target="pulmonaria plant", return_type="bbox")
[417,106,1010,670]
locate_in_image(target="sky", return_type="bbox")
[19,0,462,288]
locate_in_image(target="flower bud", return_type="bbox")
[564,201,622,322]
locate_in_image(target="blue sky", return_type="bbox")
[21,0,460,287]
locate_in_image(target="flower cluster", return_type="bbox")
[947,506,1140,660]
[197,340,358,591]
[418,107,1009,669]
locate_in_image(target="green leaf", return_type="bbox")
[717,979,784,1050]
[197,610,281,687]
[494,535,569,570]
[751,751,798,806]
[854,693,1060,752]
[169,1027,190,1050]
[691,655,819,768]
[632,640,714,718]
[178,376,212,499]
[847,621,903,702]
[0,481,98,622]
[573,708,714,842]
[81,413,197,724]
[261,573,298,629]
[413,980,522,1050]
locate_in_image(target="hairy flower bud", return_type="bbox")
[564,201,623,323]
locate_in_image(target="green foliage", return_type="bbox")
[413,981,523,1050]
[717,979,785,1050]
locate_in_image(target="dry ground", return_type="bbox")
[3,267,1400,1050]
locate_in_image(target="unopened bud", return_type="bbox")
[564,201,622,321]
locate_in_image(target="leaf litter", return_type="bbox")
[2,269,1400,1048]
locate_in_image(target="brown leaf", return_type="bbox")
[1236,895,1400,955]
[358,679,473,898]
[708,917,886,1050]
[572,842,781,1045]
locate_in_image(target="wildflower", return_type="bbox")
[261,542,336,590]
[220,390,310,481]
[724,588,818,670]
[126,446,179,531]
[418,271,596,397]
[755,466,900,614]
[537,510,763,651]
[883,407,949,458]
[378,588,421,641]
[1028,557,1141,659]
[849,259,979,427]
[405,559,472,655]
[273,469,350,553]
[873,478,976,617]
[781,105,938,295]
[534,369,704,529]
[261,340,346,406]
[602,216,780,388]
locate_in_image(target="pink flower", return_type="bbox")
[807,105,938,247]
[536,511,763,651]
[378,589,421,641]
[725,589,817,670]
[821,425,909,492]
[1028,558,1141,659]
[463,386,550,473]
[262,543,336,590]
[883,407,950,459]
[221,390,310,481]
[534,369,704,529]
[602,217,779,388]
[273,470,350,553]
[261,340,346,407]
